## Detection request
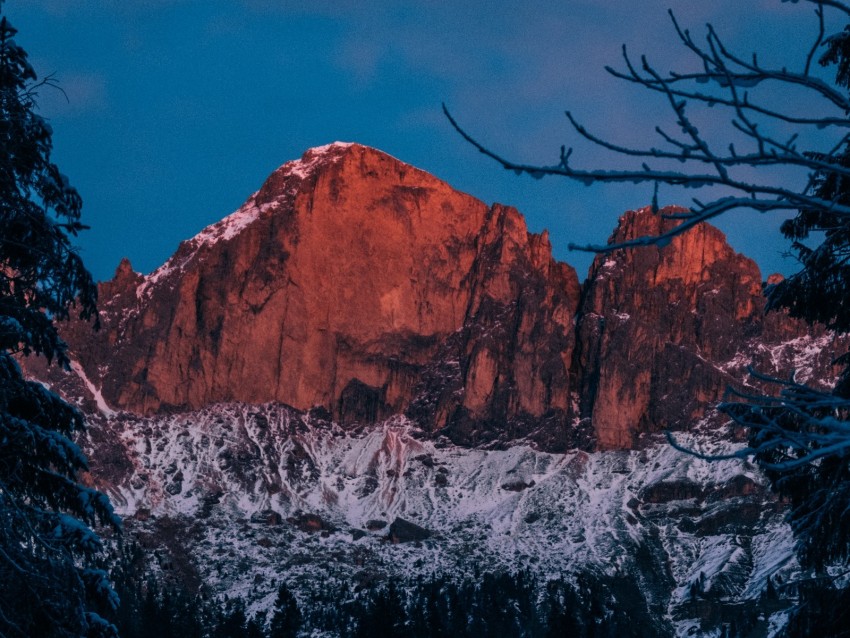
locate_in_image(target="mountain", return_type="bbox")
[51,143,842,452]
[26,143,848,636]
[60,142,582,451]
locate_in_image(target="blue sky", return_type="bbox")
[13,0,847,282]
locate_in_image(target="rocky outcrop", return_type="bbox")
[387,517,431,544]
[575,207,847,449]
[62,143,581,448]
[71,406,796,638]
[405,204,582,450]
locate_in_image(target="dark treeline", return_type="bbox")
[101,547,679,638]
[100,544,298,638]
[104,540,809,636]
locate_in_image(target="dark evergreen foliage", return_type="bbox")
[0,5,119,637]
[268,583,301,638]
[767,143,850,333]
[780,580,850,637]
[0,15,97,363]
[212,603,249,638]
[767,33,850,333]
[310,570,666,638]
[106,544,248,638]
[0,355,118,637]
[105,564,672,637]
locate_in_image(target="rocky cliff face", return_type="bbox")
[78,407,795,638]
[63,143,581,450]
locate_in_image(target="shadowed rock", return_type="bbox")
[388,517,431,544]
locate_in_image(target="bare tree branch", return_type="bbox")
[444,2,850,258]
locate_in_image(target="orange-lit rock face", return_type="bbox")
[577,207,766,449]
[72,144,581,449]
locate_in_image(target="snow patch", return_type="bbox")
[70,361,116,417]
[136,143,356,300]
[286,141,354,179]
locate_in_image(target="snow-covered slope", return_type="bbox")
[84,404,796,637]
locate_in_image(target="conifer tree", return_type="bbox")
[268,583,301,638]
[0,5,120,636]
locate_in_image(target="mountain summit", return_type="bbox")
[65,143,583,449]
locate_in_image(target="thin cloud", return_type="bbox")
[335,37,384,85]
